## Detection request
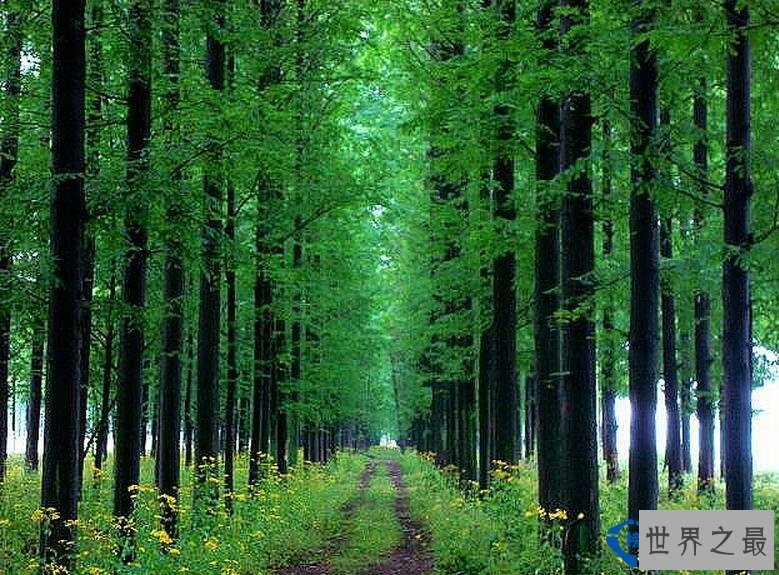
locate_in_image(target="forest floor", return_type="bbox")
[2,448,779,574]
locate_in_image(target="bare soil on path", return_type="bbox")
[274,458,432,575]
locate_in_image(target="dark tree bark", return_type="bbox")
[696,278,715,493]
[524,375,535,458]
[94,272,116,473]
[224,172,238,512]
[195,0,225,500]
[600,121,619,484]
[113,0,152,561]
[478,324,494,490]
[492,0,518,465]
[157,0,182,540]
[238,392,250,454]
[250,184,274,485]
[661,217,683,494]
[78,236,94,490]
[559,1,599,566]
[628,0,659,536]
[184,328,194,467]
[722,0,752,516]
[25,316,45,471]
[275,315,288,474]
[690,73,715,494]
[679,327,693,474]
[0,2,23,484]
[40,1,86,568]
[534,0,563,519]
[250,0,282,486]
[79,0,104,491]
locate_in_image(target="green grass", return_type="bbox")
[0,452,366,575]
[399,451,779,575]
[4,449,778,575]
[328,460,401,575]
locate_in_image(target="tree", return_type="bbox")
[660,215,682,494]
[722,0,752,517]
[535,0,563,514]
[158,0,183,539]
[0,0,24,484]
[600,121,619,483]
[491,0,518,465]
[113,0,152,560]
[196,0,226,499]
[40,0,86,567]
[692,70,715,494]
[627,0,659,534]
[25,315,45,471]
[559,0,599,566]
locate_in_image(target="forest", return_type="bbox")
[0,0,778,574]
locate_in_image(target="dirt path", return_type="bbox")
[275,458,431,575]
[364,460,432,575]
[275,461,379,575]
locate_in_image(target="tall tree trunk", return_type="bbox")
[184,328,194,467]
[722,0,752,518]
[224,173,238,513]
[600,121,619,484]
[492,0,517,465]
[478,324,494,490]
[239,392,250,453]
[628,0,659,539]
[0,1,23,484]
[25,315,45,471]
[249,0,282,486]
[195,0,225,501]
[559,2,598,566]
[114,0,152,561]
[696,281,715,493]
[661,217,682,494]
[78,234,94,490]
[691,70,715,494]
[534,0,563,520]
[40,1,86,568]
[275,316,288,474]
[250,185,274,485]
[79,0,105,491]
[157,0,182,539]
[94,272,116,473]
[679,327,693,473]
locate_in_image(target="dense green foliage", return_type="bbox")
[1,0,778,573]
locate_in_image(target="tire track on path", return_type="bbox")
[275,460,378,575]
[363,460,432,575]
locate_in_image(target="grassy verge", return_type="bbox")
[0,452,365,575]
[399,450,779,575]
